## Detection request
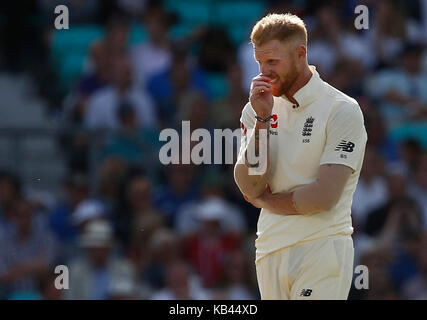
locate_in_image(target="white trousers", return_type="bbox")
[256,235,354,300]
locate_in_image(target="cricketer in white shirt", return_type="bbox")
[237,65,367,299]
[234,13,367,300]
[240,65,367,261]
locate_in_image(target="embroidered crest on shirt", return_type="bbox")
[302,116,314,142]
[302,117,314,136]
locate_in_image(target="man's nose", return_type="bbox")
[260,64,270,76]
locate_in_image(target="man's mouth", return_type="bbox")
[270,77,279,84]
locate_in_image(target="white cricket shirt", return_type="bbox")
[239,66,368,263]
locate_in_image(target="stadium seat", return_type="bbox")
[228,24,252,45]
[165,0,213,25]
[390,122,427,148]
[206,72,229,100]
[7,292,41,300]
[169,22,199,40]
[128,24,148,45]
[163,0,181,11]
[58,53,87,92]
[50,24,104,64]
[215,1,266,27]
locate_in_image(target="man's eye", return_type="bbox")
[268,60,277,65]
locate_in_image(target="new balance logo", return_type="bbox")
[300,289,312,297]
[302,117,314,136]
[335,140,355,152]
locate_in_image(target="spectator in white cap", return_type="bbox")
[176,196,246,237]
[71,199,106,231]
[108,273,139,300]
[66,220,135,300]
[150,259,209,300]
[183,198,243,288]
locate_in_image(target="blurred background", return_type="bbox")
[0,0,426,300]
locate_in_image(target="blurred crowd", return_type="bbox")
[0,0,426,300]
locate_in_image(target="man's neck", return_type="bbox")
[284,65,313,105]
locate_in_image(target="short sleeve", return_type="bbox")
[237,102,256,160]
[319,101,367,172]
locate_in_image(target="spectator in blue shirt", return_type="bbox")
[49,173,89,247]
[0,199,57,299]
[146,47,210,129]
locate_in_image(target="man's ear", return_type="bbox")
[297,44,307,60]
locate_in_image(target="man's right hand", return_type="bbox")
[249,74,274,118]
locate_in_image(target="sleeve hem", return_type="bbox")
[318,160,357,173]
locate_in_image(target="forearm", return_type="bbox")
[292,180,338,214]
[234,164,268,199]
[259,183,333,216]
[234,121,270,198]
[258,191,300,215]
[259,171,347,215]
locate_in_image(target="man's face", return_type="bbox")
[146,14,168,41]
[14,201,32,233]
[127,178,151,211]
[113,57,132,89]
[108,25,128,48]
[254,39,299,97]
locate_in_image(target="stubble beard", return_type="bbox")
[272,63,299,97]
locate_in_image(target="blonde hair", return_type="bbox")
[250,13,307,47]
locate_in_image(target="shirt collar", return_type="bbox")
[281,65,324,111]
